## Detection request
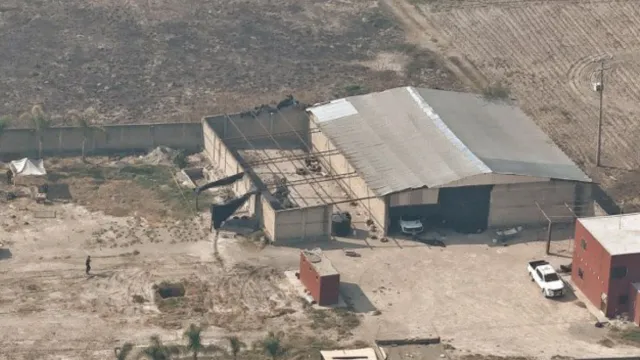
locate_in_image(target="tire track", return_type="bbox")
[411,0,640,168]
[381,0,488,90]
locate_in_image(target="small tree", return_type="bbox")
[19,105,50,159]
[69,108,104,162]
[183,324,204,360]
[228,336,246,360]
[481,82,511,103]
[143,335,171,360]
[0,115,10,154]
[172,150,188,169]
[114,343,134,360]
[262,332,284,360]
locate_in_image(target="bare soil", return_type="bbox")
[319,229,640,359]
[385,0,640,210]
[0,0,461,125]
[0,159,362,360]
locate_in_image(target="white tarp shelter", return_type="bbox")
[9,158,47,177]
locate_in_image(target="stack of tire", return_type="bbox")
[331,212,352,237]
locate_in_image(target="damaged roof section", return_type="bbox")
[307,86,591,197]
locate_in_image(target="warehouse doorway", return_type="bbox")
[439,185,492,234]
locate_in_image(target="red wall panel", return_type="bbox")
[629,285,640,325]
[318,274,340,306]
[609,254,640,317]
[572,220,611,314]
[299,253,321,302]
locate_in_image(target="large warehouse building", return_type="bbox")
[306,87,593,234]
[202,87,593,242]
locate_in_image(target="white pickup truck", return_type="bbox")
[527,260,565,298]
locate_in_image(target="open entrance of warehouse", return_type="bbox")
[439,185,493,234]
[388,185,493,236]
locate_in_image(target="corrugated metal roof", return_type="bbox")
[308,98,358,123]
[307,87,590,197]
[416,88,591,183]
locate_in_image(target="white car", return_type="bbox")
[399,215,424,235]
[527,260,566,298]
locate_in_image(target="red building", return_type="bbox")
[299,250,340,306]
[572,214,640,324]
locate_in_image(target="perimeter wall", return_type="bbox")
[274,205,331,244]
[202,105,331,243]
[203,119,257,215]
[203,106,309,148]
[0,123,203,157]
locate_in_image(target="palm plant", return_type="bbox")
[142,335,171,360]
[183,324,204,360]
[69,109,104,162]
[262,332,284,360]
[228,336,246,360]
[0,115,10,153]
[19,105,50,159]
[114,342,134,360]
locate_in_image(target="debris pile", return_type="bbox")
[143,146,179,166]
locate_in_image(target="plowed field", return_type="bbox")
[391,0,640,207]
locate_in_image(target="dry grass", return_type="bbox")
[482,82,511,102]
[0,0,460,125]
[44,160,208,220]
[307,307,361,337]
[617,327,640,347]
[460,356,531,360]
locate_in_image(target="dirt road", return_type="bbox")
[381,0,488,90]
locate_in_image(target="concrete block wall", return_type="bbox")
[274,205,331,243]
[261,196,277,240]
[204,106,309,148]
[0,123,203,157]
[309,118,388,232]
[489,180,579,228]
[203,118,256,214]
[203,107,332,244]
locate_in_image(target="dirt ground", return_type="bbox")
[314,229,640,359]
[1,156,638,359]
[0,0,461,125]
[239,148,350,208]
[383,0,640,209]
[0,157,362,360]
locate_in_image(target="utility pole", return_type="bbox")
[595,59,606,167]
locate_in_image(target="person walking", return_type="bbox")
[85,256,91,275]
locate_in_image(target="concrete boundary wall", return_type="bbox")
[0,123,203,157]
[261,196,277,240]
[202,106,327,243]
[274,205,331,243]
[204,106,309,147]
[203,118,256,214]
